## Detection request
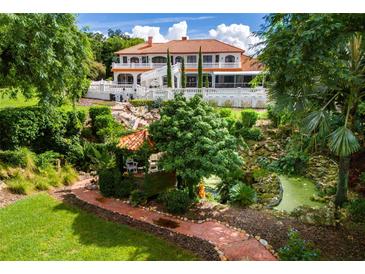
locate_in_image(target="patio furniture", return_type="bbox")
[125,158,138,173]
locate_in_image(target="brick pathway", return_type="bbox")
[71,180,276,261]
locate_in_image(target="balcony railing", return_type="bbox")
[112,62,241,69]
[112,63,166,69]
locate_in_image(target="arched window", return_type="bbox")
[117,74,133,85]
[130,57,139,63]
[225,55,235,63]
[175,56,183,63]
[137,74,141,85]
[152,56,167,63]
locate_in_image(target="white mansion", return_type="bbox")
[86,36,267,108]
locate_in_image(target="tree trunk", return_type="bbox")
[335,156,350,207]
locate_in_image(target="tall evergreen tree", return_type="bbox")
[166,49,172,88]
[181,57,186,88]
[204,74,210,88]
[198,46,203,88]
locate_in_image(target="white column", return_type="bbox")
[212,73,216,88]
[133,73,138,88]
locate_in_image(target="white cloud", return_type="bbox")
[127,25,167,42]
[127,21,188,42]
[126,21,263,56]
[166,21,188,40]
[208,23,262,55]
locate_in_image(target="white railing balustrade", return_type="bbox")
[85,81,267,108]
[112,62,241,69]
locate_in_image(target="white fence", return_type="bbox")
[85,82,268,108]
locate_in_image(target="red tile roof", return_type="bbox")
[115,39,244,55]
[117,129,154,151]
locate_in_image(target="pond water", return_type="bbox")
[274,175,323,212]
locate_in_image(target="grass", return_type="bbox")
[0,94,38,108]
[215,107,268,120]
[0,194,198,260]
[0,93,93,112]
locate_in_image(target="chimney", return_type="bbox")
[181,36,187,41]
[147,36,153,46]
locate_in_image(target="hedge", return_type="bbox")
[0,107,85,164]
[129,99,154,107]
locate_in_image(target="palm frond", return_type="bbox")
[328,126,360,157]
[302,110,330,137]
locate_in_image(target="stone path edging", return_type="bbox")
[68,179,277,261]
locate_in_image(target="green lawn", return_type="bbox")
[0,194,197,260]
[0,94,38,108]
[215,107,268,120]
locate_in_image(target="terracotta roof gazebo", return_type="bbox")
[117,129,154,151]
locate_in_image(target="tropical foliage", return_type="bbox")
[259,14,365,206]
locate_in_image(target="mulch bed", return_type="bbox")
[185,203,365,261]
[52,189,220,261]
[142,197,365,260]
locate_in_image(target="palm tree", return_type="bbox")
[303,33,365,206]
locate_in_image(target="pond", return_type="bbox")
[274,175,323,212]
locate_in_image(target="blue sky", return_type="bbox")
[76,13,267,38]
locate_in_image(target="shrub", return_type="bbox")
[229,182,257,206]
[0,107,84,157]
[129,99,154,107]
[151,98,164,109]
[60,164,78,186]
[239,127,263,141]
[223,100,233,108]
[36,151,61,168]
[129,189,147,207]
[278,229,320,261]
[267,104,281,127]
[6,175,33,194]
[114,178,137,198]
[219,108,233,118]
[207,100,218,107]
[276,150,309,175]
[89,106,111,125]
[159,189,192,214]
[240,109,258,128]
[0,147,36,169]
[143,171,176,198]
[94,114,114,141]
[348,199,365,223]
[34,176,51,191]
[98,168,121,197]
[39,166,62,187]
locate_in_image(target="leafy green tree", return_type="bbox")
[84,31,143,78]
[180,57,186,88]
[0,13,92,105]
[198,46,203,88]
[259,14,365,206]
[149,93,243,198]
[88,61,106,81]
[166,49,172,88]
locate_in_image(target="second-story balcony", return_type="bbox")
[112,62,241,69]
